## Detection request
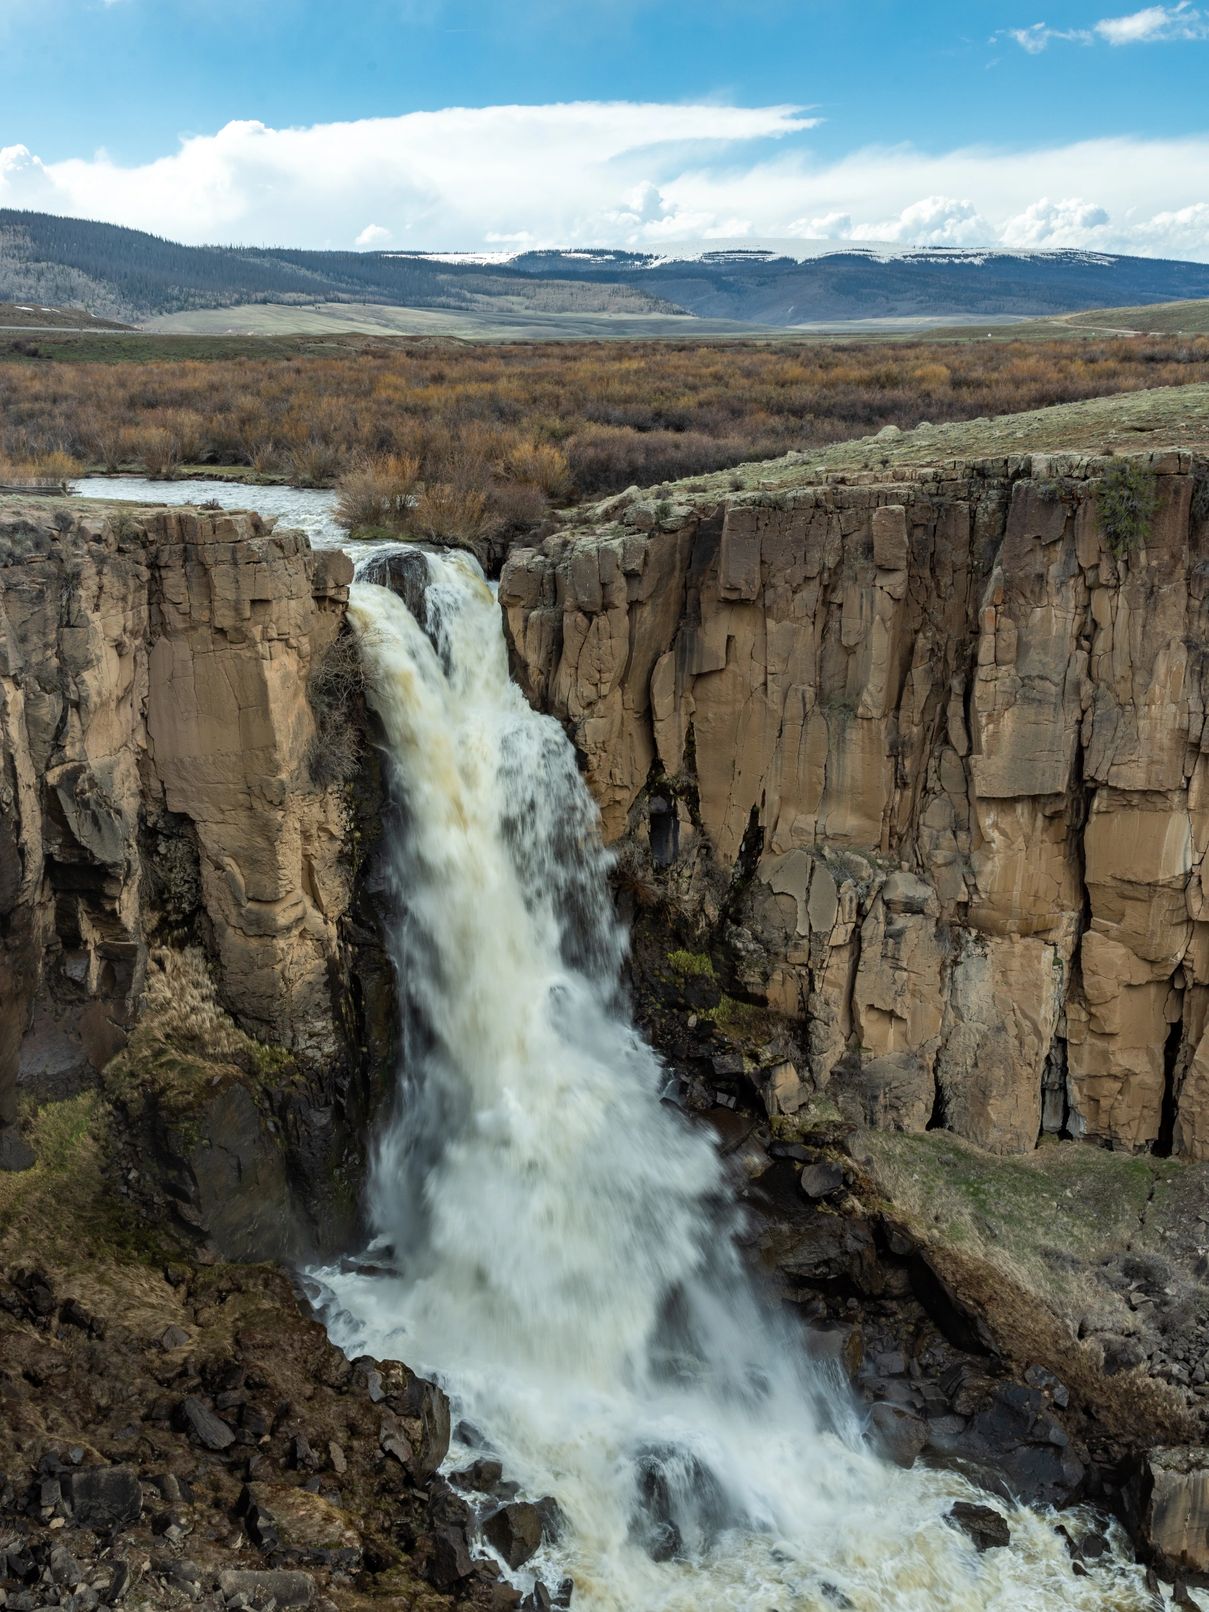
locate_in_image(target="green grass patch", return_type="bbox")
[701,994,768,1038]
[860,1128,1177,1298]
[667,948,716,979]
[0,1093,165,1270]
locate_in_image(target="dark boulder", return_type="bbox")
[359,550,434,638]
[0,1129,35,1173]
[425,1479,477,1589]
[800,1159,846,1200]
[483,1500,544,1570]
[175,1395,235,1452]
[63,1467,142,1530]
[948,1502,1011,1552]
[867,1403,927,1469]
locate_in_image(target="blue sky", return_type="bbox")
[2,0,1208,256]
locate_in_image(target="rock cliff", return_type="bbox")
[0,502,373,1220]
[501,449,1209,1160]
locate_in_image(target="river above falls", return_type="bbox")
[71,474,350,552]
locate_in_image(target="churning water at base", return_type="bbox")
[312,553,1153,1612]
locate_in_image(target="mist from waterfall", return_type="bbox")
[312,552,1151,1612]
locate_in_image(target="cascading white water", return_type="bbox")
[313,553,1154,1612]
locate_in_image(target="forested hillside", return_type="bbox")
[10,208,1209,328]
[493,244,1209,323]
[0,211,678,323]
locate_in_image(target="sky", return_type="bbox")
[1,0,1208,257]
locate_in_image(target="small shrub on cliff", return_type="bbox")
[1192,471,1209,533]
[1098,462,1158,558]
[306,629,365,786]
[1032,477,1070,505]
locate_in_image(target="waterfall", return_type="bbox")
[312,553,1151,1612]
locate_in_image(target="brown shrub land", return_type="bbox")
[4,335,1209,542]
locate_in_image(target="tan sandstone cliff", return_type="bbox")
[501,448,1209,1160]
[0,502,356,1157]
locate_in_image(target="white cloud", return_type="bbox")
[1002,2,1209,48]
[1095,1,1209,40]
[1003,22,1092,50]
[0,103,818,250]
[1000,196,1111,245]
[2,106,1209,262]
[849,195,994,247]
[789,210,853,238]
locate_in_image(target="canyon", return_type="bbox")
[2,416,1209,1609]
[501,447,1209,1161]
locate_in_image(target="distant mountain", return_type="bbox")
[0,211,680,325]
[403,242,1209,326]
[5,209,1209,329]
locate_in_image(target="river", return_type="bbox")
[70,475,352,552]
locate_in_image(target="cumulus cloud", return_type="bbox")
[2,106,1209,262]
[849,195,994,247]
[1000,196,1112,245]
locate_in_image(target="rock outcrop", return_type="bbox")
[501,450,1209,1158]
[0,503,369,1197]
[1127,1446,1209,1576]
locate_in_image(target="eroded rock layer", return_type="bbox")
[0,504,359,1167]
[501,450,1209,1158]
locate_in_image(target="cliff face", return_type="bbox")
[501,450,1209,1160]
[0,503,361,1176]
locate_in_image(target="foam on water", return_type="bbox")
[311,553,1153,1612]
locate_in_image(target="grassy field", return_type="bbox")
[140,299,776,342]
[142,301,1044,343]
[0,328,418,363]
[661,379,1209,509]
[0,301,130,331]
[942,298,1209,342]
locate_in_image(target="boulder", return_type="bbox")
[217,1568,316,1607]
[0,1130,34,1173]
[426,1481,477,1589]
[483,1501,544,1570]
[63,1467,141,1531]
[240,1482,361,1570]
[799,1159,845,1200]
[948,1502,1011,1552]
[867,1403,927,1469]
[175,1395,235,1452]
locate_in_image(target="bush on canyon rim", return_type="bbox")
[1099,461,1158,557]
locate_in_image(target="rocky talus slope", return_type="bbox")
[501,448,1209,1161]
